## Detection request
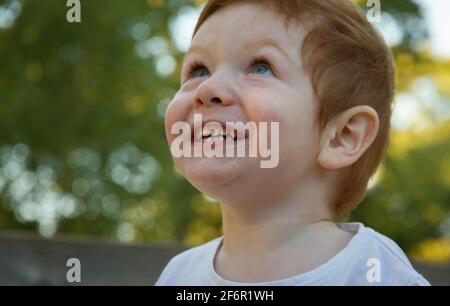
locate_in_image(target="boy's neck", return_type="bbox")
[215,206,352,282]
[213,178,354,282]
[219,197,334,255]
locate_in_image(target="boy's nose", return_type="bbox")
[194,73,237,108]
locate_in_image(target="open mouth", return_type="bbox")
[199,128,237,141]
[191,122,249,144]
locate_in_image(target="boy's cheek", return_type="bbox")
[242,96,283,122]
[164,96,190,126]
[164,102,182,144]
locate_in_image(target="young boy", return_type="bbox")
[156,0,430,285]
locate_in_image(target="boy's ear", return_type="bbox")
[317,106,380,170]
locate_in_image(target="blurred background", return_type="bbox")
[0,0,449,285]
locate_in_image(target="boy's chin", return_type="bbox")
[178,156,254,188]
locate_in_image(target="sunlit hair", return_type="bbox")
[191,0,395,216]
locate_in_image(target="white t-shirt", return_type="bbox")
[155,222,430,286]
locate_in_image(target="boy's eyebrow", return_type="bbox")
[181,44,208,69]
[242,38,295,64]
[183,38,295,66]
[184,45,209,62]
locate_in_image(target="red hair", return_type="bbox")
[192,0,395,216]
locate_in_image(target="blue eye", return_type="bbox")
[250,63,271,74]
[193,68,209,78]
[249,59,274,75]
[184,57,274,81]
[186,62,209,79]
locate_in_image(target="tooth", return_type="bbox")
[202,129,210,137]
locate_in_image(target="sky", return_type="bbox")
[418,0,450,59]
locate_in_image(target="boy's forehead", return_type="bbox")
[189,3,304,60]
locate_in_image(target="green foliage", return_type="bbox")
[0,0,199,241]
[352,122,450,256]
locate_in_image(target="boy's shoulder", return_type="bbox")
[346,222,412,264]
[155,223,430,286]
[155,237,222,285]
[337,222,430,285]
[169,236,221,266]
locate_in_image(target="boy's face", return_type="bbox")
[165,3,321,203]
